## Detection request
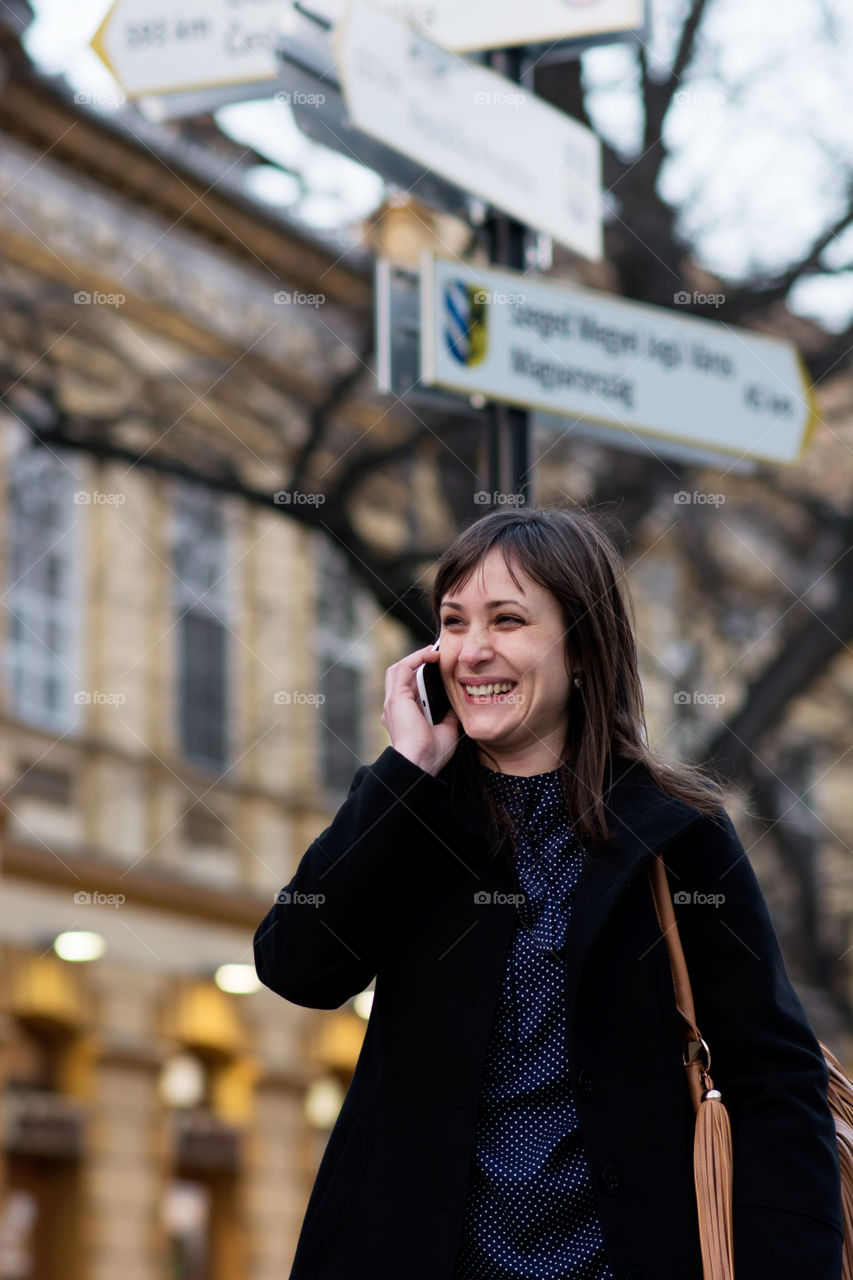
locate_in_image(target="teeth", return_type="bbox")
[464,682,515,697]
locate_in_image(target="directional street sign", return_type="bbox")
[278,5,472,220]
[91,0,281,99]
[420,254,817,466]
[335,0,603,260]
[295,0,645,54]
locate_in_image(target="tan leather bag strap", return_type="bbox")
[647,855,713,1114]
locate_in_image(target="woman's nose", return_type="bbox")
[457,629,495,665]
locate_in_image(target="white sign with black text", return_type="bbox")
[91,0,280,98]
[420,254,815,466]
[336,0,603,260]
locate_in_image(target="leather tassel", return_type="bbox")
[694,1089,735,1280]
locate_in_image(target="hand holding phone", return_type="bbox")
[380,639,459,777]
[415,640,452,726]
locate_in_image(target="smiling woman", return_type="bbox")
[254,503,843,1280]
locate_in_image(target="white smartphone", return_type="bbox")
[415,639,451,726]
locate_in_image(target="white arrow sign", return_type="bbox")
[420,254,816,467]
[91,0,281,98]
[297,0,645,53]
[411,0,645,53]
[336,0,603,260]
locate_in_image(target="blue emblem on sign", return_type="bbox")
[443,280,488,367]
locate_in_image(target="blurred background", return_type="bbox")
[1,0,853,1276]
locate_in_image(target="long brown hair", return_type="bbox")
[430,503,724,852]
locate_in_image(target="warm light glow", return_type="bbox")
[304,1077,345,1129]
[53,931,106,962]
[215,963,261,995]
[353,990,374,1020]
[159,1053,206,1109]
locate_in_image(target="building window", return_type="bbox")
[315,539,369,793]
[4,444,79,732]
[172,483,230,771]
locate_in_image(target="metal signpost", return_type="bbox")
[419,254,816,467]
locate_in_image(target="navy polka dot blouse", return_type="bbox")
[451,765,614,1280]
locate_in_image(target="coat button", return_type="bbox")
[577,1069,595,1098]
[599,1164,622,1195]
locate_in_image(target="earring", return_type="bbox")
[572,673,581,688]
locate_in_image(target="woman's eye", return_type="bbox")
[440,615,524,627]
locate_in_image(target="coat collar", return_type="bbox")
[436,750,707,1014]
[437,749,703,863]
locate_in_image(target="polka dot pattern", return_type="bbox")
[452,766,613,1280]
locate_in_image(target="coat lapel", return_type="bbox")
[438,752,706,1015]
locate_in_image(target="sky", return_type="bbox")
[22,0,853,334]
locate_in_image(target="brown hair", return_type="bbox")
[430,503,724,853]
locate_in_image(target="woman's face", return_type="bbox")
[438,546,576,775]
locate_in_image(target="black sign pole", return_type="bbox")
[484,46,531,508]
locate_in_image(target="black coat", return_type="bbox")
[253,746,843,1280]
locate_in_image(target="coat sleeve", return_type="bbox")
[253,745,451,1009]
[666,807,844,1274]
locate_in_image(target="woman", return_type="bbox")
[254,505,843,1280]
